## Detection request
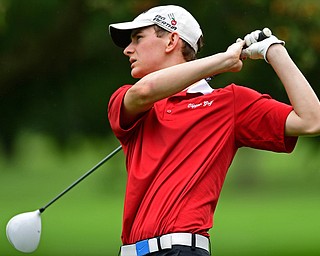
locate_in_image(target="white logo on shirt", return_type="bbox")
[188,100,214,109]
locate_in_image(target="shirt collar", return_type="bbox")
[186,79,214,95]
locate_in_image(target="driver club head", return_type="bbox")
[6,210,42,253]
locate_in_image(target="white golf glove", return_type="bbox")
[241,29,285,63]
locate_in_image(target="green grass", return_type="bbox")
[1,132,320,255]
[212,192,320,256]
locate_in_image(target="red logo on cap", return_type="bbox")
[168,13,177,26]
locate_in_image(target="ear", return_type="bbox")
[165,32,181,53]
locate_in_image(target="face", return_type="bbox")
[123,26,169,78]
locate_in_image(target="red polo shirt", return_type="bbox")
[108,80,297,245]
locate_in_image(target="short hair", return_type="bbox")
[153,25,204,61]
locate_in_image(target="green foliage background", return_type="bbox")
[1,0,320,255]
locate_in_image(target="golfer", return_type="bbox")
[108,5,320,256]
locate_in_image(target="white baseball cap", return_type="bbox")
[109,5,203,52]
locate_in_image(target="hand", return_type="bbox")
[241,30,285,62]
[224,39,246,73]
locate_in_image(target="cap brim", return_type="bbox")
[109,20,154,48]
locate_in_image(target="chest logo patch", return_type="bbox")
[188,100,214,109]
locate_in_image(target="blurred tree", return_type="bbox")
[0,0,319,156]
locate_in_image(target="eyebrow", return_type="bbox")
[131,28,144,39]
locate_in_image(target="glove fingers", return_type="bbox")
[244,30,261,46]
[244,34,254,46]
[239,29,285,62]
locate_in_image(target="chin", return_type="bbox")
[132,73,143,79]
[131,70,146,79]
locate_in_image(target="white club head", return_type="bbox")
[6,210,42,253]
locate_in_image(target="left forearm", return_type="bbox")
[267,44,320,136]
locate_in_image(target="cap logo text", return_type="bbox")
[153,15,177,30]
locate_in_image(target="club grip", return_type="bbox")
[257,28,272,41]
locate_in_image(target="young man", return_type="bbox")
[108,5,320,256]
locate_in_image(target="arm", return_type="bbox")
[241,30,320,137]
[267,45,320,136]
[121,40,245,128]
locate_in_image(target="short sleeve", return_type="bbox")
[233,85,298,152]
[108,85,145,145]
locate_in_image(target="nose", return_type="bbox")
[123,42,134,56]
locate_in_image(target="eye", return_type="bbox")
[130,30,144,43]
[136,35,143,41]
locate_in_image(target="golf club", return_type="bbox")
[6,144,122,253]
[258,27,272,41]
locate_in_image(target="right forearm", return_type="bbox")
[137,53,234,99]
[128,43,244,110]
